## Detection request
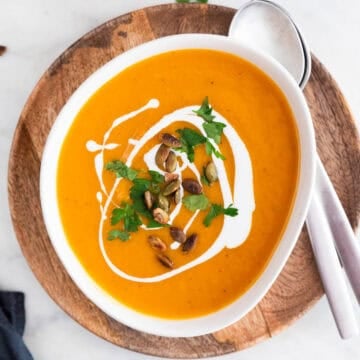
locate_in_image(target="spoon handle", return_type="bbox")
[306,191,359,339]
[316,157,360,303]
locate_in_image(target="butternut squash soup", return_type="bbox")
[57,49,299,319]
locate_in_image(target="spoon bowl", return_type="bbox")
[229,0,309,88]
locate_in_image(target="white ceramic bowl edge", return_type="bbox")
[40,34,316,337]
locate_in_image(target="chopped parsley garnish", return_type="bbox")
[107,229,130,241]
[203,204,239,227]
[129,178,152,217]
[177,128,207,147]
[205,139,226,160]
[194,96,227,145]
[148,170,165,184]
[174,97,226,162]
[176,127,225,162]
[146,219,168,229]
[182,194,210,211]
[104,95,238,251]
[203,122,226,145]
[193,96,215,122]
[111,202,142,231]
[108,202,143,241]
[105,160,138,180]
[176,128,206,162]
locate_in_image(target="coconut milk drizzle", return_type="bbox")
[86,99,255,283]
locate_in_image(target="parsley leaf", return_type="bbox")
[182,194,209,211]
[176,128,207,162]
[177,128,207,146]
[193,96,215,122]
[175,127,225,162]
[111,207,127,226]
[203,204,239,227]
[105,160,138,180]
[148,170,165,184]
[129,175,163,214]
[131,178,151,189]
[124,213,142,232]
[223,205,239,217]
[146,219,168,229]
[193,96,227,145]
[203,121,226,145]
[129,179,152,217]
[107,229,130,241]
[110,203,142,232]
[177,141,195,162]
[108,202,142,242]
[205,140,226,160]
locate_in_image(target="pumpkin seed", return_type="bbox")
[159,133,181,148]
[144,190,153,209]
[155,144,171,170]
[163,179,181,196]
[152,208,169,224]
[182,178,203,194]
[165,151,177,173]
[205,161,218,183]
[170,226,186,243]
[158,194,170,212]
[174,188,181,204]
[182,233,198,253]
[164,172,179,183]
[156,253,174,269]
[148,235,167,252]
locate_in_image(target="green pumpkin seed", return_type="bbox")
[165,151,177,173]
[144,190,153,209]
[158,194,170,212]
[164,172,179,183]
[155,144,171,170]
[174,188,181,204]
[152,208,169,224]
[205,162,218,183]
[163,179,181,196]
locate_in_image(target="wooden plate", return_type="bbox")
[8,4,360,358]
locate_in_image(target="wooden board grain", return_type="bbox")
[8,4,360,358]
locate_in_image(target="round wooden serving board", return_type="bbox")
[8,4,360,358]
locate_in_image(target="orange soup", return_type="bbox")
[57,49,299,319]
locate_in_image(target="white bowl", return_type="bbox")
[40,34,316,337]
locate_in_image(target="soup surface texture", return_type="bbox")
[57,49,299,319]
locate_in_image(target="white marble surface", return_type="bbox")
[1,0,360,359]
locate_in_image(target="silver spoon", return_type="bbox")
[229,0,306,86]
[229,0,360,339]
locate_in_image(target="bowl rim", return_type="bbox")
[40,33,316,337]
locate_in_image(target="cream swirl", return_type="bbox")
[86,99,255,283]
